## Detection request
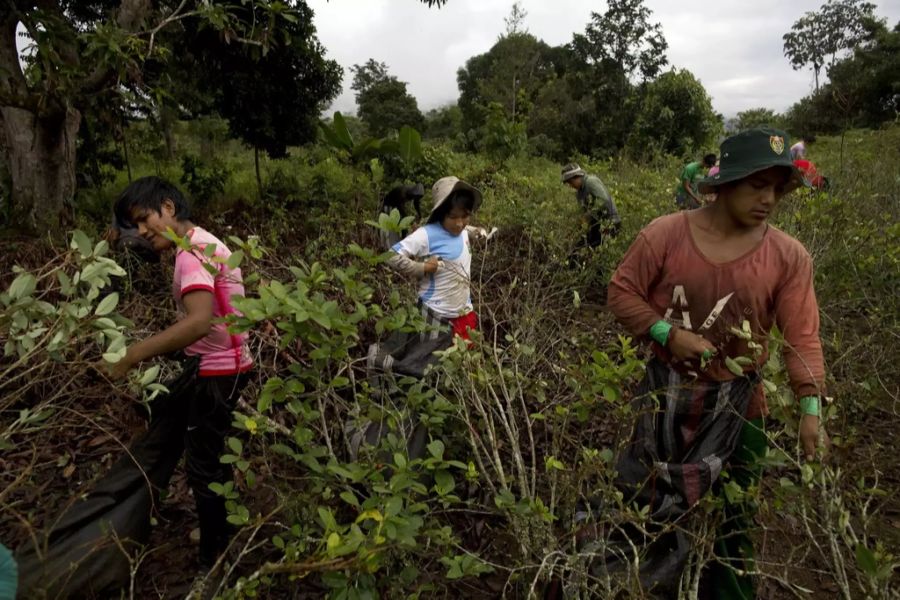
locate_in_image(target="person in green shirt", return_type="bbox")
[561,163,621,249]
[675,153,717,209]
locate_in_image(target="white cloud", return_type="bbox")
[308,0,900,117]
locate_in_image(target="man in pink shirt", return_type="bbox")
[106,177,253,567]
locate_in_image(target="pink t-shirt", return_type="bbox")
[173,227,253,376]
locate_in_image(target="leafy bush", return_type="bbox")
[180,154,231,206]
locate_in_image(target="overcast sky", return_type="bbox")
[307,0,900,118]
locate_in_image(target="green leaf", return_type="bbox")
[855,543,878,577]
[724,356,745,376]
[71,230,92,257]
[318,507,338,531]
[93,240,109,257]
[8,273,36,300]
[397,126,422,164]
[226,250,244,269]
[351,138,381,162]
[57,271,73,296]
[94,292,119,316]
[138,365,160,387]
[228,437,243,454]
[434,470,455,495]
[393,452,407,469]
[545,456,566,471]
[330,376,350,388]
[332,112,354,149]
[340,491,360,507]
[427,440,445,459]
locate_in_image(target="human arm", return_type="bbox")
[465,225,499,240]
[678,163,704,205]
[386,253,439,278]
[104,290,214,380]
[607,233,667,336]
[775,248,829,459]
[682,176,702,205]
[609,231,715,361]
[385,228,437,279]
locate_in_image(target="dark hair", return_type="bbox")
[114,176,191,228]
[805,134,817,144]
[703,153,717,167]
[428,190,476,225]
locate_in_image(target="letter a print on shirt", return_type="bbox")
[664,286,735,332]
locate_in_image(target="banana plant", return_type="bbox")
[320,112,422,166]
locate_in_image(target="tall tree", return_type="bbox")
[565,0,669,154]
[570,0,668,82]
[351,60,424,137]
[423,104,463,140]
[456,34,556,136]
[785,17,898,134]
[504,2,528,36]
[734,108,784,131]
[783,0,877,92]
[0,0,444,235]
[626,69,721,159]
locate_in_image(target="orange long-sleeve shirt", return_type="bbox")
[608,212,827,418]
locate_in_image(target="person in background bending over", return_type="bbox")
[675,153,717,209]
[378,182,425,249]
[790,134,815,160]
[561,163,621,251]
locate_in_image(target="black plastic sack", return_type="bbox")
[16,360,199,599]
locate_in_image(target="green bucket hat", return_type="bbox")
[698,127,806,194]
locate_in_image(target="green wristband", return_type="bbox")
[800,396,820,417]
[649,320,673,346]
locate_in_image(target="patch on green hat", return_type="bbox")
[769,135,785,155]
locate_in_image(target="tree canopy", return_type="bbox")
[626,69,721,158]
[0,0,343,232]
[783,0,877,91]
[785,17,899,134]
[351,59,424,137]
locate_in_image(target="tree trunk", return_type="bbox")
[160,105,176,161]
[254,146,263,201]
[1,106,81,236]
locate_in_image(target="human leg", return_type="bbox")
[703,418,767,599]
[184,373,249,566]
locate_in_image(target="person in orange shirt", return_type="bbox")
[607,128,830,598]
